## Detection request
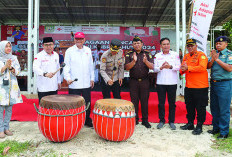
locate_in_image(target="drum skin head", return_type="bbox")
[40,94,85,110]
[95,99,134,112]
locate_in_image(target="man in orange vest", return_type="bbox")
[179,39,209,135]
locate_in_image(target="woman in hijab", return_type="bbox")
[0,40,22,138]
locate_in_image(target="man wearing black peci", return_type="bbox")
[33,37,61,103]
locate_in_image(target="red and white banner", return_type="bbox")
[189,0,216,53]
[44,26,120,34]
[1,25,161,52]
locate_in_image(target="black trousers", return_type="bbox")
[38,91,57,104]
[129,78,150,122]
[69,88,92,120]
[157,84,177,123]
[101,76,121,99]
[184,87,208,124]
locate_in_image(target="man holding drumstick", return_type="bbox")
[100,39,124,99]
[33,37,61,102]
[64,32,94,127]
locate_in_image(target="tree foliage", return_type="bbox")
[223,20,232,50]
[223,20,232,39]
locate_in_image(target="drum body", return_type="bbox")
[37,95,86,142]
[93,99,135,141]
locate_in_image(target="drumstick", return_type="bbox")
[111,67,117,82]
[112,71,114,81]
[53,63,66,75]
[70,78,78,84]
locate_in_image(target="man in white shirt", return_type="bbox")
[33,37,61,102]
[154,38,181,130]
[92,44,104,62]
[64,32,94,127]
[92,44,104,83]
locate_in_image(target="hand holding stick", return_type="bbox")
[53,63,66,75]
[111,66,117,82]
[67,78,78,85]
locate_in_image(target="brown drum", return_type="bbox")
[93,99,135,141]
[34,95,86,142]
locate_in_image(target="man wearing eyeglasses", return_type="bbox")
[64,32,94,127]
[33,37,61,102]
[100,39,124,99]
[179,39,209,135]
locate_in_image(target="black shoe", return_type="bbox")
[207,129,220,135]
[136,120,139,125]
[180,123,194,130]
[217,134,228,139]
[192,127,202,135]
[157,122,164,129]
[142,121,151,128]
[85,119,93,127]
[169,123,176,130]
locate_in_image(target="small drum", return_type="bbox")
[34,95,86,142]
[93,99,135,141]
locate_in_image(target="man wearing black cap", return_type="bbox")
[179,38,209,135]
[100,39,124,98]
[125,36,154,128]
[207,36,232,139]
[33,37,61,102]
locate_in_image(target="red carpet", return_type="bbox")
[12,92,212,125]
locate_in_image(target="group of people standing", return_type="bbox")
[180,37,231,139]
[0,31,231,140]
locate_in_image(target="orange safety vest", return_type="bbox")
[180,51,209,88]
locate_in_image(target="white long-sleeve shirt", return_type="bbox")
[33,50,61,92]
[154,51,181,85]
[64,45,94,89]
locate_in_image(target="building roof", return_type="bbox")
[0,0,231,27]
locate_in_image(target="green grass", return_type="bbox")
[0,140,32,157]
[211,128,232,153]
[0,140,72,157]
[195,152,208,157]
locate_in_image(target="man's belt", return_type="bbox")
[211,79,232,82]
[130,77,148,82]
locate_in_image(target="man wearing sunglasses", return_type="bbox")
[100,39,124,99]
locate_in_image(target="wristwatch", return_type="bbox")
[43,72,48,77]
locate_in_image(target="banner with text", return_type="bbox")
[1,26,160,52]
[189,0,216,53]
[44,26,160,52]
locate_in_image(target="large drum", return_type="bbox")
[93,99,135,141]
[34,95,86,142]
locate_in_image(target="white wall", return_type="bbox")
[161,29,177,52]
